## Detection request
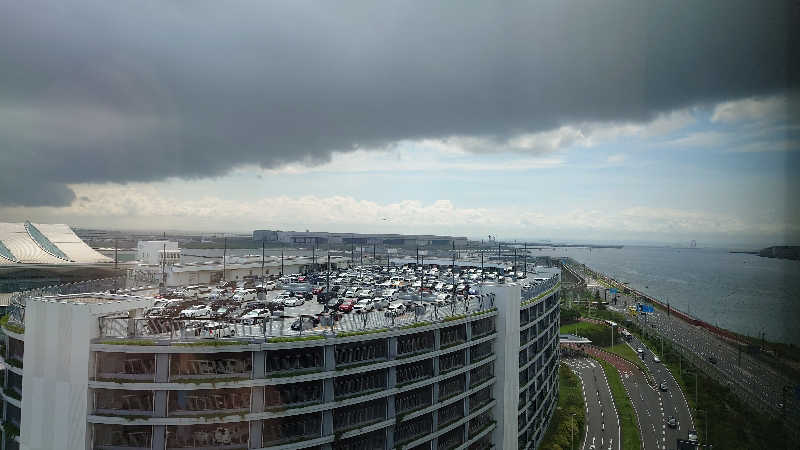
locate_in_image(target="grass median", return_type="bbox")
[596,359,641,450]
[539,363,586,450]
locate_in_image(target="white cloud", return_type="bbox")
[2,184,791,239]
[711,95,788,124]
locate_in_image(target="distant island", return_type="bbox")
[757,245,799,261]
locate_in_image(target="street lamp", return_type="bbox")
[611,322,616,348]
[571,412,577,450]
[697,409,708,444]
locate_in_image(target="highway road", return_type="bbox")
[574,264,798,431]
[626,333,695,449]
[564,357,620,450]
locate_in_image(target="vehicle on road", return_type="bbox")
[687,429,698,442]
[708,355,718,364]
[653,355,660,363]
[666,416,677,428]
[659,381,668,391]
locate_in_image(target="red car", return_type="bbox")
[338,298,357,313]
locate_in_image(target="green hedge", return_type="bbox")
[336,328,388,338]
[596,359,641,450]
[0,315,24,335]
[539,363,586,450]
[267,335,325,343]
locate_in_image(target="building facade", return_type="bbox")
[136,241,181,266]
[1,277,560,450]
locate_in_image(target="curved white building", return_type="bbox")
[0,222,111,265]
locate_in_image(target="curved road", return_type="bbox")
[619,333,694,450]
[564,356,621,450]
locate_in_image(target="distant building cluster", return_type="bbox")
[253,230,468,247]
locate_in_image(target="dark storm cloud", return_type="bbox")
[0,0,797,206]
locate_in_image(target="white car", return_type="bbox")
[180,304,212,318]
[353,299,375,313]
[283,297,305,307]
[653,355,661,363]
[385,301,406,316]
[233,289,257,301]
[240,308,269,324]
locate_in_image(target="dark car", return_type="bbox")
[290,315,320,331]
[666,416,677,428]
[659,382,668,391]
[708,355,718,364]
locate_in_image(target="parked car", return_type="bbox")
[659,382,668,391]
[339,298,357,313]
[687,429,698,442]
[353,299,375,313]
[372,297,389,310]
[290,315,320,331]
[180,304,212,318]
[666,416,677,428]
[240,308,269,324]
[283,297,305,307]
[232,289,256,302]
[385,301,406,316]
[708,355,718,364]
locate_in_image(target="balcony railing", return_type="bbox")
[264,381,321,409]
[333,399,386,432]
[262,413,321,447]
[95,389,154,416]
[93,424,152,450]
[166,423,249,449]
[395,413,432,445]
[168,388,250,415]
[334,369,386,399]
[396,385,432,415]
[169,353,252,380]
[95,353,156,382]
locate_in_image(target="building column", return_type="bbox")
[487,283,521,450]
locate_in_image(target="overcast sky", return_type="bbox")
[1,1,798,246]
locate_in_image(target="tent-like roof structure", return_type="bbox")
[0,221,111,265]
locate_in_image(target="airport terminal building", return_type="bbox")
[1,276,560,450]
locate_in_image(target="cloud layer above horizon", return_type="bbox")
[1,0,798,244]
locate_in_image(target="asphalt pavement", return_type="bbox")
[585,266,799,430]
[625,334,694,449]
[564,357,621,450]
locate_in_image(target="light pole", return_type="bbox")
[697,409,707,444]
[611,322,615,348]
[571,412,576,450]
